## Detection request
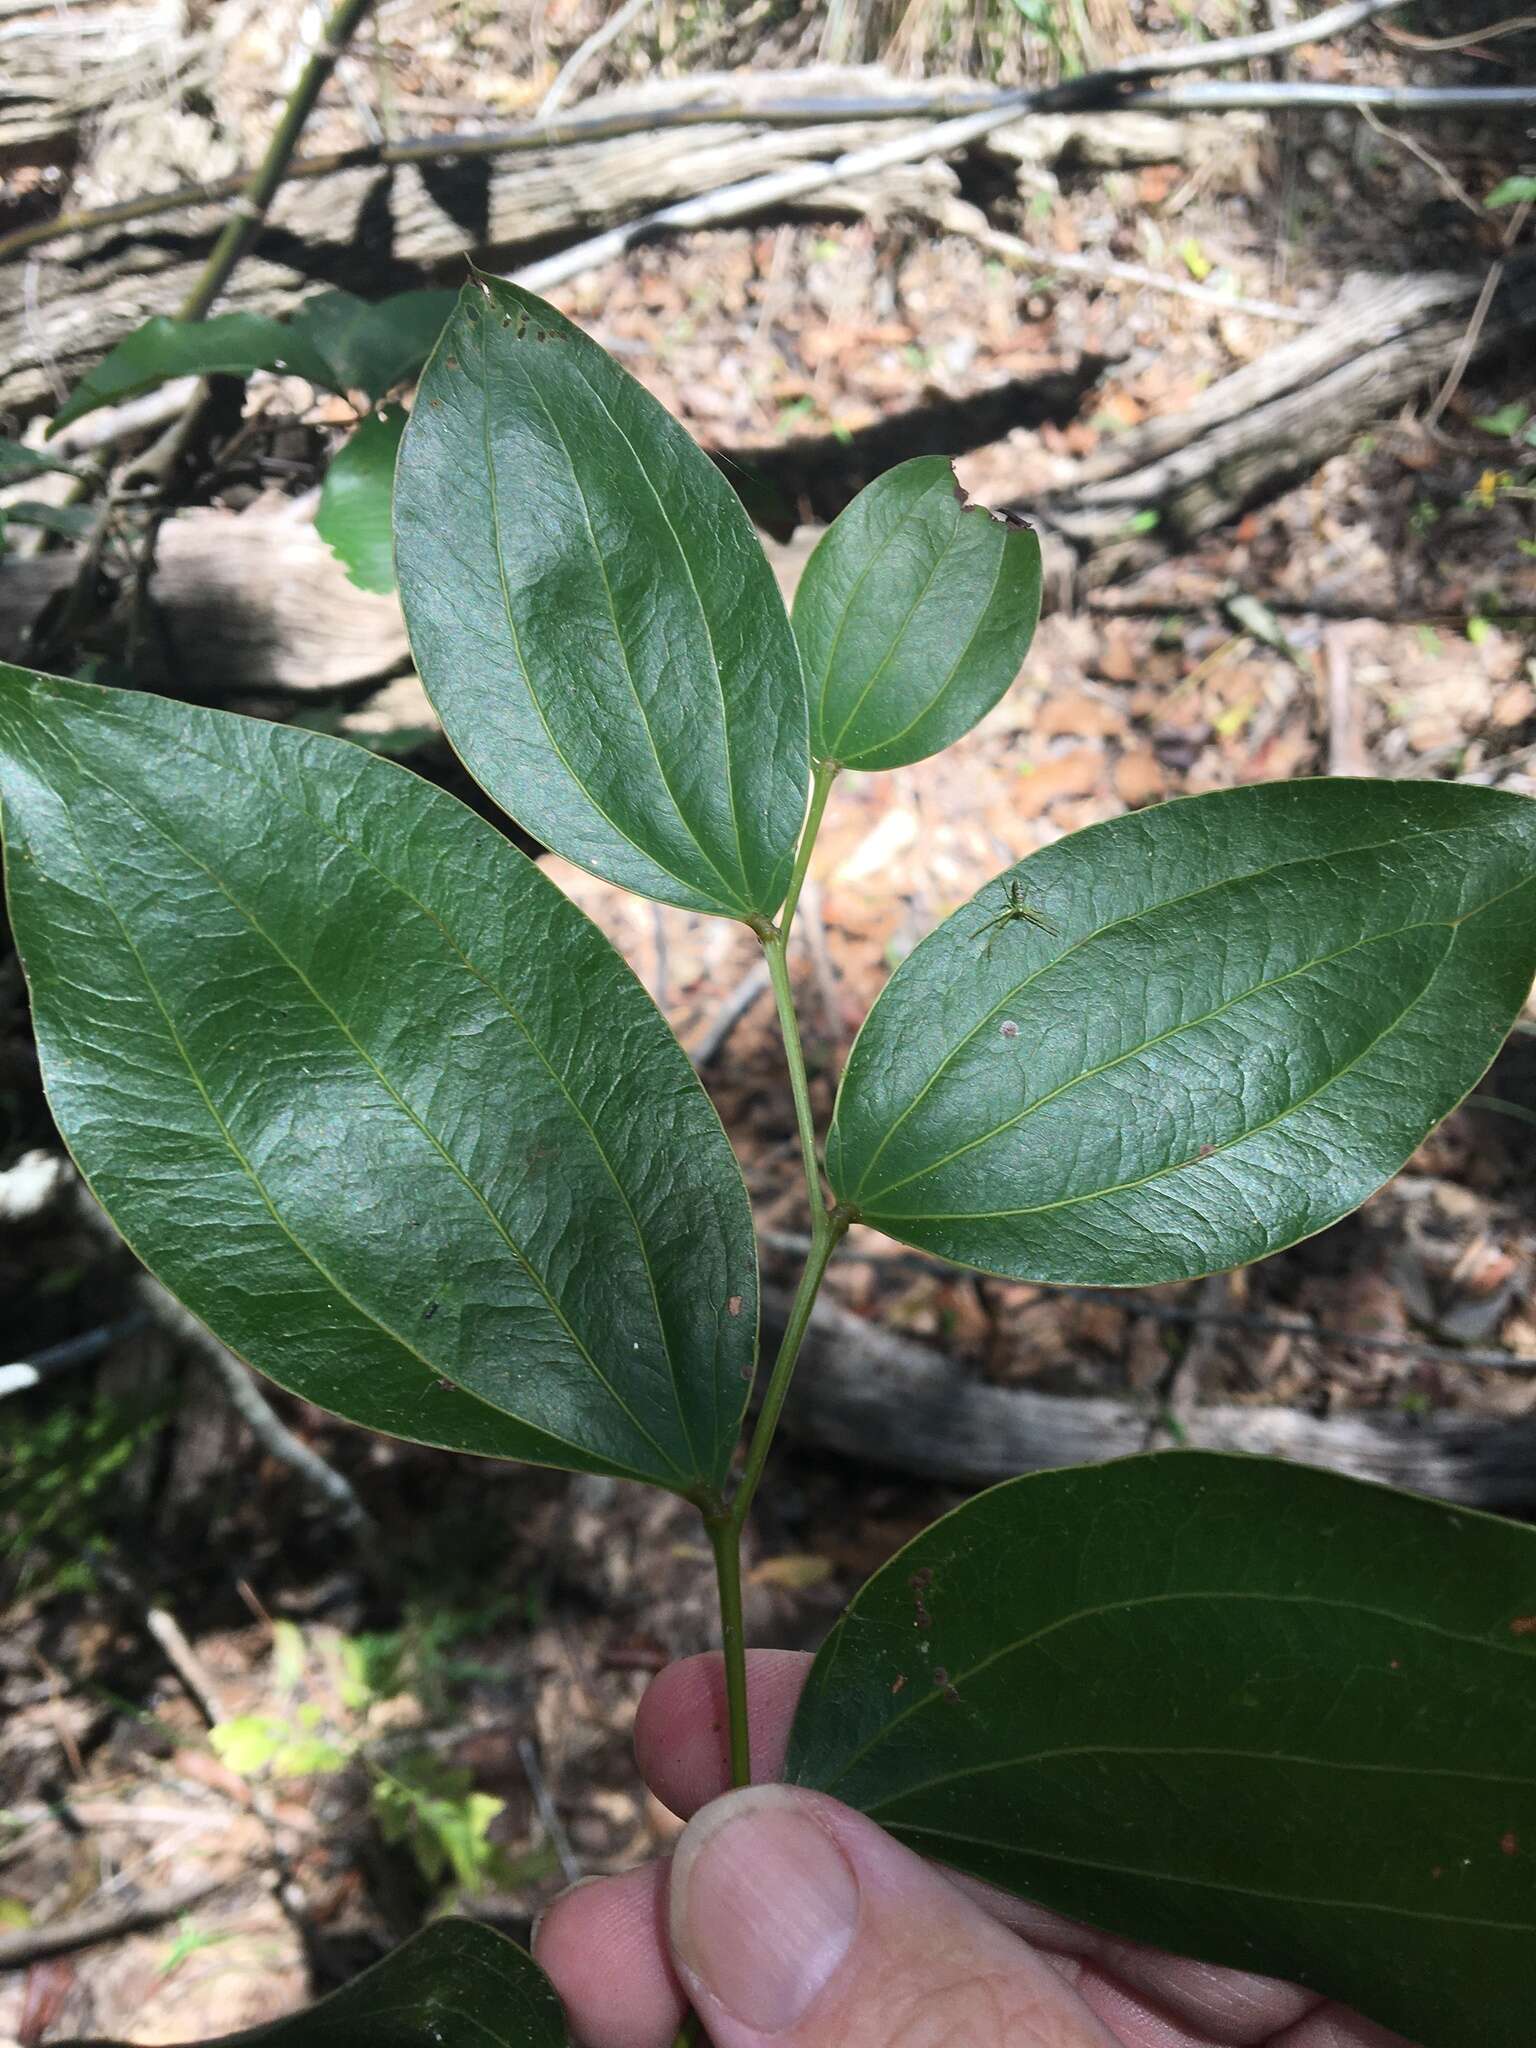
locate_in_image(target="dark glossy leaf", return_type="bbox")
[794,457,1042,771]
[395,277,808,920]
[288,289,457,404]
[72,1919,569,2046]
[0,665,756,1495]
[0,439,79,481]
[788,1451,1536,2048]
[829,779,1536,1285]
[48,315,336,435]
[318,406,405,594]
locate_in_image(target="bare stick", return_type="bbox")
[925,196,1318,323]
[93,1553,226,1725]
[0,1878,227,1970]
[689,961,772,1069]
[179,0,377,319]
[539,0,654,119]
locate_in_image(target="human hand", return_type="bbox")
[535,1651,1416,2048]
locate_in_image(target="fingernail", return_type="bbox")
[670,1786,859,2033]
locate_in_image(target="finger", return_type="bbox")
[668,1783,1121,2048]
[534,1862,683,2048]
[1268,2009,1417,2048]
[634,1649,810,1816]
[635,1654,1325,2044]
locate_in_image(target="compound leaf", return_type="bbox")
[794,457,1042,771]
[787,1451,1536,2048]
[317,405,406,594]
[0,666,755,1495]
[395,277,808,920]
[829,779,1536,1285]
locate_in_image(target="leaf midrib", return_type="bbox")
[501,338,753,914]
[823,492,965,760]
[858,913,1451,1209]
[13,763,637,1483]
[844,814,1515,1201]
[813,1585,1536,1798]
[467,337,726,917]
[885,1821,1534,1933]
[140,713,713,1484]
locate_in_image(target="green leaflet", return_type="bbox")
[287,289,457,405]
[794,457,1042,771]
[47,313,337,434]
[787,1451,1536,2048]
[46,290,454,434]
[0,666,756,1495]
[394,277,809,921]
[318,406,406,594]
[829,778,1536,1286]
[80,1920,568,2046]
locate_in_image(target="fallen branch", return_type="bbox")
[1032,257,1536,573]
[774,1290,1536,1508]
[0,2,1414,271]
[922,194,1318,324]
[0,1877,228,1970]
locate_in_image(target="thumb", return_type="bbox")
[667,1785,1117,2048]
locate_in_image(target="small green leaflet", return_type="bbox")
[395,276,809,921]
[0,665,756,1496]
[793,457,1042,772]
[829,779,1536,1286]
[75,1919,569,2046]
[288,289,457,405]
[318,406,406,594]
[787,1451,1536,2048]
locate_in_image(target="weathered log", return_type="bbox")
[0,507,409,693]
[2,67,1047,419]
[1030,257,1536,579]
[774,1290,1536,1511]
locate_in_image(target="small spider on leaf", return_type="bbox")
[972,877,1059,946]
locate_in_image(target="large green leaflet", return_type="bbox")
[830,779,1536,1285]
[793,456,1042,771]
[82,1921,568,2046]
[394,277,809,921]
[0,666,755,1495]
[787,1452,1536,2048]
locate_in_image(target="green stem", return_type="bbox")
[706,1513,752,1788]
[777,759,839,945]
[763,933,826,1218]
[178,0,376,320]
[733,1209,846,1535]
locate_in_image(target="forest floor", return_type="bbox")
[2,2,1535,2040]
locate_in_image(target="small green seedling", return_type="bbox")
[3,276,1536,2048]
